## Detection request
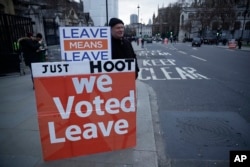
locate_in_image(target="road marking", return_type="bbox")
[169,47,177,50]
[190,55,207,61]
[226,49,235,52]
[136,50,172,56]
[178,51,187,54]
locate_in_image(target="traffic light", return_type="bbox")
[216,29,222,37]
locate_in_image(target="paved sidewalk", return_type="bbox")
[0,43,157,167]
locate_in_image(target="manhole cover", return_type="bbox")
[161,111,250,160]
[177,117,243,147]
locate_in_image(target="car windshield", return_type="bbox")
[193,38,200,41]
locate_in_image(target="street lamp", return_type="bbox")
[137,5,140,37]
[106,0,108,26]
[141,18,143,37]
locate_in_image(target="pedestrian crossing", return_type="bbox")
[136,50,172,57]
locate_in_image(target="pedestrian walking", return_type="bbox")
[108,18,140,79]
[238,37,242,49]
[141,38,145,48]
[35,33,47,62]
[18,32,41,89]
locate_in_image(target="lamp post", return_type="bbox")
[141,18,143,37]
[106,0,108,26]
[137,5,140,37]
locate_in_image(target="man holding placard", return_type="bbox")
[108,18,140,79]
[32,22,138,160]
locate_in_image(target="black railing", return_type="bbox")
[0,14,33,74]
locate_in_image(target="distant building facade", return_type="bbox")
[130,14,138,24]
[178,5,250,41]
[152,0,250,42]
[0,0,93,45]
[152,6,180,39]
[84,0,118,26]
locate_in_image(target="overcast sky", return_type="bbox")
[118,0,178,25]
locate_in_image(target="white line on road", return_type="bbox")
[226,49,235,52]
[190,55,207,61]
[178,51,187,54]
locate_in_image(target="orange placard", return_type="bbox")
[32,60,136,161]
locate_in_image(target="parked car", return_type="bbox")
[192,37,202,47]
[203,37,217,45]
[146,37,153,43]
[155,37,162,42]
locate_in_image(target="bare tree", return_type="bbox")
[166,3,181,37]
[186,0,239,39]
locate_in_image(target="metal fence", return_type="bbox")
[0,14,33,74]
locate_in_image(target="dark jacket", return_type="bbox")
[111,37,140,78]
[19,37,41,67]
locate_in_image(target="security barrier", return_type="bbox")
[228,40,237,49]
[164,38,168,44]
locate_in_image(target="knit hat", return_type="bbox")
[108,18,124,27]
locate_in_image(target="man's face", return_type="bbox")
[111,23,124,39]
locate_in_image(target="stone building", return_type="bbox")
[152,5,181,40]
[178,5,250,42]
[0,0,92,74]
[152,0,250,42]
[0,0,93,45]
